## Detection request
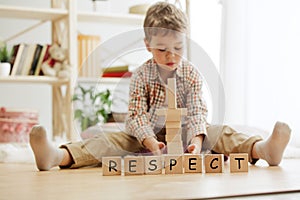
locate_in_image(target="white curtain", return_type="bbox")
[189,0,222,123]
[219,0,300,146]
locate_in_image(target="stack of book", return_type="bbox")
[102,65,132,78]
[9,43,51,76]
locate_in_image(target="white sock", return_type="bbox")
[29,125,64,171]
[255,122,291,166]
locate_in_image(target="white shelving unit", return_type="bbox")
[0,5,67,21]
[78,11,144,24]
[0,76,68,85]
[0,1,74,140]
[0,0,143,140]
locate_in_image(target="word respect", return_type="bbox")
[102,153,249,176]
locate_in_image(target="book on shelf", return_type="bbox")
[14,44,29,75]
[34,44,51,76]
[101,65,133,78]
[10,43,51,76]
[28,44,43,75]
[102,65,129,73]
[102,71,132,78]
[21,44,38,75]
[10,43,25,76]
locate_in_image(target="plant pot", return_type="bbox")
[93,0,111,13]
[0,62,11,76]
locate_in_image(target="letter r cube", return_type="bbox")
[102,156,122,176]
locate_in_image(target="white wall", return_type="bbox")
[190,0,222,69]
[190,0,222,124]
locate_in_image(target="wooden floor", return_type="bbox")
[1,159,300,200]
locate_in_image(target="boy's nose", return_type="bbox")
[167,51,176,58]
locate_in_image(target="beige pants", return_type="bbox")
[61,125,263,168]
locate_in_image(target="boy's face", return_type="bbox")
[144,33,185,71]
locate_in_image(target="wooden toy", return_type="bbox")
[124,156,145,176]
[102,156,122,176]
[184,154,203,173]
[144,156,163,175]
[165,129,182,141]
[167,78,177,109]
[156,78,187,154]
[102,153,250,176]
[204,154,224,173]
[230,153,249,173]
[164,155,184,174]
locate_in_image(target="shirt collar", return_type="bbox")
[150,58,184,80]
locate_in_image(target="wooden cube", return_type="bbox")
[230,153,249,173]
[165,132,182,142]
[184,154,203,173]
[167,78,177,109]
[144,156,162,175]
[167,142,184,154]
[124,156,144,176]
[166,122,181,129]
[167,128,181,135]
[166,109,182,121]
[164,155,183,174]
[102,156,122,176]
[204,154,224,173]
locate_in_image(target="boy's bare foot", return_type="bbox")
[29,125,64,171]
[254,122,291,166]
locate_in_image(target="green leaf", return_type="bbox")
[0,46,10,62]
[74,109,83,119]
[72,95,81,101]
[81,117,89,131]
[78,85,88,96]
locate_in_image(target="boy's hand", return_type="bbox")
[187,134,204,154]
[142,137,165,155]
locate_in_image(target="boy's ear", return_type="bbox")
[144,38,151,52]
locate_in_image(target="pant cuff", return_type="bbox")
[60,142,99,169]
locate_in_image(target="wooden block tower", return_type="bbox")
[157,78,187,154]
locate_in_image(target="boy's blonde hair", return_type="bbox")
[143,2,188,41]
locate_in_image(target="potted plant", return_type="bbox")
[0,41,11,76]
[72,85,112,132]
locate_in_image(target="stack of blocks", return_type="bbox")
[156,78,187,154]
[102,78,249,176]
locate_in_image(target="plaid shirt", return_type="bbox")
[125,58,208,144]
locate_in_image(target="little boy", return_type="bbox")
[30,2,291,171]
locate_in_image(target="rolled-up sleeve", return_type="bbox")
[125,72,156,144]
[186,70,208,138]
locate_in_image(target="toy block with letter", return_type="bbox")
[102,156,122,176]
[124,156,145,176]
[230,153,249,173]
[184,154,203,173]
[204,154,224,173]
[144,156,163,175]
[164,155,184,174]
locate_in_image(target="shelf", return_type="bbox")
[77,77,131,84]
[78,11,144,25]
[0,76,69,86]
[0,5,67,21]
